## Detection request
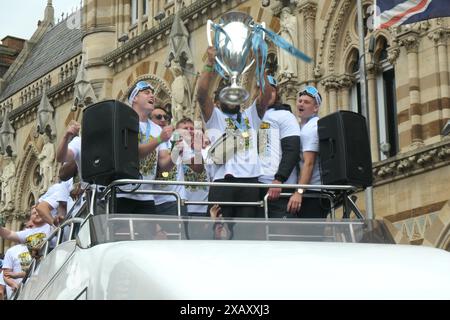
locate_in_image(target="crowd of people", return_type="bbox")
[0,174,82,299]
[0,47,331,299]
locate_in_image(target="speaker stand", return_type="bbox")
[343,193,364,220]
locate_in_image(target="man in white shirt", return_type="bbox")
[196,47,268,221]
[150,107,187,216]
[2,221,33,299]
[117,81,174,214]
[56,81,174,215]
[0,207,52,254]
[35,180,72,227]
[287,86,331,218]
[258,75,301,218]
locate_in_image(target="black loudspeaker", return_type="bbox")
[318,111,372,188]
[81,100,139,185]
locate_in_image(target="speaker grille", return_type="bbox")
[81,100,139,185]
[318,111,372,188]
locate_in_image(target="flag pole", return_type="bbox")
[357,0,374,220]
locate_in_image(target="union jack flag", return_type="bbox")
[374,0,450,29]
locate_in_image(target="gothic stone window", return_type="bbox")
[375,37,398,160]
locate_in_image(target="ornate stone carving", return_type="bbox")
[278,7,298,80]
[376,162,397,178]
[366,62,379,75]
[317,0,340,74]
[343,31,352,50]
[165,0,194,70]
[417,150,436,166]
[321,76,339,91]
[314,64,322,78]
[105,0,224,70]
[327,0,352,74]
[0,156,16,211]
[397,157,414,172]
[37,134,55,194]
[401,20,430,33]
[387,46,400,65]
[299,2,317,21]
[170,64,194,123]
[400,34,420,53]
[278,78,300,100]
[13,143,40,215]
[337,74,354,89]
[73,56,97,110]
[36,86,56,140]
[373,141,450,185]
[0,111,16,157]
[0,210,14,225]
[165,0,195,123]
[428,28,448,46]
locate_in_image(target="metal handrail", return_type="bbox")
[105,215,365,225]
[263,192,336,220]
[105,179,356,194]
[98,179,357,220]
[83,179,365,244]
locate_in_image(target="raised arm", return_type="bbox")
[196,47,217,123]
[56,120,80,163]
[252,70,276,119]
[0,227,19,243]
[138,125,173,159]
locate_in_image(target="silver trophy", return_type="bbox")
[207,12,265,105]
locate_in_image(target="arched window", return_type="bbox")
[28,193,36,208]
[131,0,149,24]
[266,52,278,77]
[33,164,42,187]
[348,49,362,114]
[375,37,398,160]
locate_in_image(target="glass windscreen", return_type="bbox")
[85,214,395,245]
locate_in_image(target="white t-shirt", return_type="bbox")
[153,140,201,206]
[16,224,53,250]
[184,149,210,214]
[205,102,262,181]
[2,244,31,299]
[299,116,322,186]
[39,180,72,217]
[153,161,186,205]
[258,108,300,184]
[68,136,82,179]
[119,120,170,201]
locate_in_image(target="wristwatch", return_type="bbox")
[296,188,304,195]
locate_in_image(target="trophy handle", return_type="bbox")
[207,20,231,75]
[206,20,214,47]
[242,60,254,75]
[242,22,266,75]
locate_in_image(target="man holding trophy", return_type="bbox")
[197,11,311,226]
[197,45,267,222]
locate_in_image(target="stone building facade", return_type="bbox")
[0,0,449,253]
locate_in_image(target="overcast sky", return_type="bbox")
[0,0,81,41]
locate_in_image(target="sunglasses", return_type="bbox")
[135,80,154,91]
[299,86,322,106]
[153,114,170,121]
[128,81,154,104]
